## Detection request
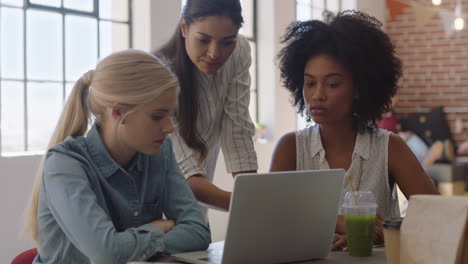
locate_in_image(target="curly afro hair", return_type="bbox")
[278,10,402,132]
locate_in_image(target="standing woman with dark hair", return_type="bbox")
[156,0,258,215]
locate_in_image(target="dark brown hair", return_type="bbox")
[155,0,244,162]
[278,11,402,132]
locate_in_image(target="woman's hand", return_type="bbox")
[151,219,175,233]
[374,213,384,245]
[335,215,346,234]
[332,233,348,251]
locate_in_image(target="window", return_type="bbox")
[296,0,341,22]
[181,0,258,123]
[0,0,131,155]
[295,0,342,129]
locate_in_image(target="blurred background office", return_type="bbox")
[2,0,468,262]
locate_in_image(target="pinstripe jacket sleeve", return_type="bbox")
[220,36,258,173]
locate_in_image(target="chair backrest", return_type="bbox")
[11,248,37,264]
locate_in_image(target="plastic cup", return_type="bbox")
[342,191,378,257]
[382,218,403,264]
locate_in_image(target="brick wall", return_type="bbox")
[386,0,468,146]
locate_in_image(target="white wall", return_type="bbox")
[0,155,41,262]
[132,0,182,53]
[356,0,387,28]
[0,0,389,262]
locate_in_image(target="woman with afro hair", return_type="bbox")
[270,11,438,250]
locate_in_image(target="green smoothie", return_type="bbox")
[345,215,375,257]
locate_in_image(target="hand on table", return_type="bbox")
[151,219,175,233]
[332,233,348,251]
[374,213,384,245]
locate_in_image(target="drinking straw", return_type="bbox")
[346,173,361,215]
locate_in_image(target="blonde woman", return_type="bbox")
[24,50,210,264]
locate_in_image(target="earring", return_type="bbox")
[352,99,360,118]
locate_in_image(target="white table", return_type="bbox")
[130,245,386,263]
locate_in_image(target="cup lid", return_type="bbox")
[382,217,403,230]
[342,190,377,208]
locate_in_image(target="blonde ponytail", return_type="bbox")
[23,49,178,243]
[23,71,92,242]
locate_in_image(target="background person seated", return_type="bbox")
[378,102,456,165]
[380,105,467,197]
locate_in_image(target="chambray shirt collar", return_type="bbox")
[127,152,144,173]
[85,124,143,179]
[310,124,370,162]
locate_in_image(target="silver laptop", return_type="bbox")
[173,169,345,264]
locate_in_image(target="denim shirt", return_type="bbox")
[33,124,210,264]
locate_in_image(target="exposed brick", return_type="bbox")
[388,0,468,145]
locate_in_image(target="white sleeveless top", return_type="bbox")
[295,125,400,218]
